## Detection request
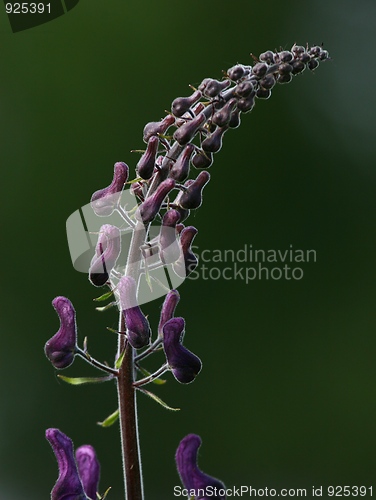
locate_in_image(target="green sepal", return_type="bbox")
[138,388,179,411]
[97,409,119,428]
[57,375,114,385]
[93,291,114,302]
[127,176,143,184]
[137,365,166,385]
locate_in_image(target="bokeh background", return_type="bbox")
[1,0,376,498]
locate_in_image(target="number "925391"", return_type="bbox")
[5,3,51,14]
[328,486,373,497]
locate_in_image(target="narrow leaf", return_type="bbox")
[137,365,166,385]
[97,409,119,428]
[139,388,180,411]
[115,349,126,370]
[57,375,114,385]
[93,290,114,302]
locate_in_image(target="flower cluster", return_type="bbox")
[45,43,329,499]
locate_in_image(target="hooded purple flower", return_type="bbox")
[89,224,121,287]
[158,289,180,337]
[118,276,151,349]
[46,428,100,500]
[163,317,201,384]
[75,445,101,500]
[176,434,226,500]
[45,297,78,369]
[90,162,129,216]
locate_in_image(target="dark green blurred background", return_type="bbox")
[1,0,376,498]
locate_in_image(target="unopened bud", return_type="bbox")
[136,178,175,224]
[143,114,175,143]
[170,144,195,182]
[171,90,202,118]
[89,224,121,287]
[91,162,129,217]
[179,171,210,210]
[159,209,181,265]
[136,136,159,180]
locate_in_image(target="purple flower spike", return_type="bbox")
[89,224,121,287]
[176,434,226,500]
[173,226,198,278]
[118,276,151,349]
[46,428,88,500]
[75,445,100,500]
[163,317,202,384]
[136,178,175,224]
[158,289,180,337]
[91,162,129,216]
[159,209,181,265]
[45,297,78,369]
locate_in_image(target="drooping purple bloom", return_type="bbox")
[118,276,151,349]
[179,171,210,210]
[176,434,226,500]
[136,178,176,224]
[172,226,198,278]
[136,135,159,180]
[46,428,100,500]
[75,445,101,500]
[163,317,201,384]
[158,289,180,337]
[45,297,78,369]
[89,224,121,287]
[159,209,181,265]
[90,162,129,216]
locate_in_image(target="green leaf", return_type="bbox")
[137,365,166,385]
[93,291,114,302]
[115,349,126,370]
[139,388,180,411]
[57,375,113,385]
[95,302,116,312]
[97,409,119,428]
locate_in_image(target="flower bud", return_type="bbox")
[118,276,151,349]
[179,171,210,210]
[171,90,202,117]
[201,126,228,154]
[212,97,237,127]
[163,317,202,384]
[291,60,306,74]
[191,150,213,170]
[259,73,276,90]
[308,59,319,70]
[256,87,271,99]
[136,178,176,224]
[170,144,195,182]
[158,289,180,337]
[228,108,242,128]
[91,162,129,217]
[259,50,275,64]
[252,62,268,78]
[143,114,175,143]
[237,95,255,113]
[234,80,255,98]
[89,224,121,287]
[198,78,230,98]
[176,434,226,499]
[277,50,294,63]
[45,428,88,500]
[159,209,181,265]
[227,64,248,81]
[136,136,159,180]
[75,445,100,500]
[278,63,293,76]
[172,226,198,278]
[45,297,78,370]
[173,113,206,146]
